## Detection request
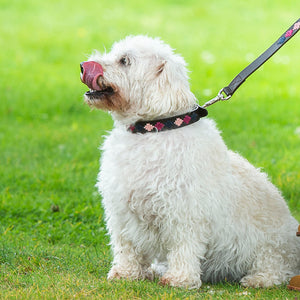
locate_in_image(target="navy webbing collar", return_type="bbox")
[128,106,208,134]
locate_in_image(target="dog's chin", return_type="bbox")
[84,87,128,112]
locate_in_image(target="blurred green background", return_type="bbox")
[0,0,299,298]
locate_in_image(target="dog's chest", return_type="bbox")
[100,131,184,222]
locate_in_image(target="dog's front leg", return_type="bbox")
[159,236,206,289]
[107,237,151,281]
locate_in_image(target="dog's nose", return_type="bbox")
[80,61,104,90]
[80,62,84,75]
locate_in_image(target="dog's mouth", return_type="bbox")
[80,61,116,100]
[81,60,127,111]
[85,86,115,99]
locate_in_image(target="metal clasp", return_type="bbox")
[202,88,231,108]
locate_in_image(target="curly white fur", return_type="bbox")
[82,35,300,289]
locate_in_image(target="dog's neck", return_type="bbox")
[127,105,208,134]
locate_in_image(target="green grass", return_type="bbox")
[1,0,300,298]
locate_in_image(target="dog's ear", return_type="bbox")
[152,56,197,113]
[156,60,166,75]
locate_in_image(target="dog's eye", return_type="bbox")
[119,56,130,66]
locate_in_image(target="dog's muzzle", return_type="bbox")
[80,61,103,90]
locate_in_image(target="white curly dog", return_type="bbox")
[80,35,300,289]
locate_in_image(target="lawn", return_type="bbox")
[1,0,300,299]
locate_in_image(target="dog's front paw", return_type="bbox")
[107,265,151,281]
[107,266,124,280]
[107,265,138,280]
[159,272,202,289]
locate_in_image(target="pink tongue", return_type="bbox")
[81,61,103,90]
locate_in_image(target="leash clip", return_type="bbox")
[202,88,231,108]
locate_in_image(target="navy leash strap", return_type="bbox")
[203,18,300,108]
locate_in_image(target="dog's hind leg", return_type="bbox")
[240,245,294,288]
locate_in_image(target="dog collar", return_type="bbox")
[128,106,208,134]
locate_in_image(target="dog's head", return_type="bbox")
[81,35,197,122]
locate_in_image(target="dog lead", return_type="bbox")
[202,18,300,108]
